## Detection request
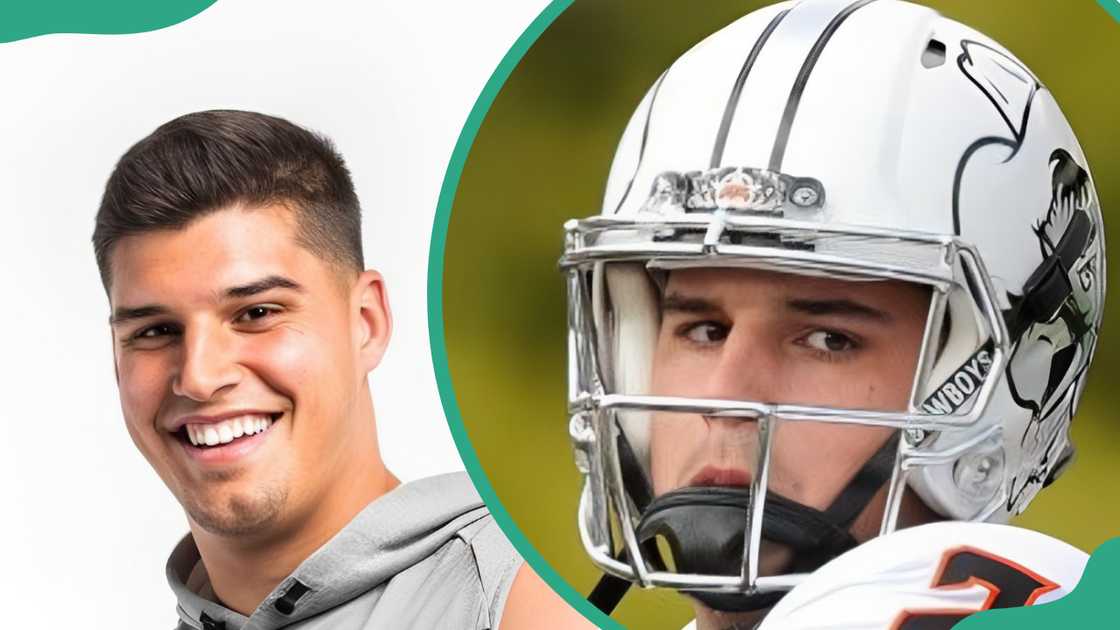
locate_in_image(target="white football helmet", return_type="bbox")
[561,0,1104,613]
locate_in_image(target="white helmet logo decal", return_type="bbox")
[1007,149,1100,423]
[952,39,1105,513]
[959,40,1038,145]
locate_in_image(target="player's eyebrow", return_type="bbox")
[109,275,304,326]
[109,305,170,326]
[224,275,305,299]
[662,293,721,314]
[785,298,891,322]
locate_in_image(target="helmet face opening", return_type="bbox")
[564,218,1013,601]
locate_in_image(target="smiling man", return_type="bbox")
[560,1,1106,628]
[95,110,587,629]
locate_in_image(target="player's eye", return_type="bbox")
[137,322,172,338]
[680,321,730,345]
[235,304,282,324]
[125,323,181,348]
[801,330,857,354]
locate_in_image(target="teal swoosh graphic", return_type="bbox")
[956,537,1120,629]
[1098,0,1120,24]
[1,0,217,44]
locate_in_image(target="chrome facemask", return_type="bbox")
[560,167,1013,608]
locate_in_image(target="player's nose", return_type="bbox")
[700,324,782,404]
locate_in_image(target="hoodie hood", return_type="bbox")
[168,472,493,630]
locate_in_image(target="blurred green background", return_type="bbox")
[444,2,1120,628]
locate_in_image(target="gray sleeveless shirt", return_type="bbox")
[167,472,523,629]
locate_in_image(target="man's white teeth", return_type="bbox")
[186,415,274,447]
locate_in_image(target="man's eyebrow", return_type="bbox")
[109,305,169,326]
[786,298,891,322]
[661,293,721,314]
[225,275,305,299]
[109,276,303,325]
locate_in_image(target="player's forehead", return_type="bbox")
[659,266,929,315]
[107,205,332,308]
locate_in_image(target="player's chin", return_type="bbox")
[692,603,768,630]
[758,540,796,576]
[182,483,289,537]
[687,544,795,628]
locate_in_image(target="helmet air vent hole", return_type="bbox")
[922,38,947,68]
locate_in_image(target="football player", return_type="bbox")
[559,1,1105,628]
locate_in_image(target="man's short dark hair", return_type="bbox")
[93,109,364,289]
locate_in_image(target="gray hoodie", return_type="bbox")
[167,472,522,629]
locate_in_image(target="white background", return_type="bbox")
[0,0,548,627]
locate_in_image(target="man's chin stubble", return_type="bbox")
[697,608,766,630]
[184,486,288,537]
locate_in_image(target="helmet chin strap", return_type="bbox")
[635,487,858,612]
[587,431,900,615]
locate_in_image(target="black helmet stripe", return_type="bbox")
[709,6,793,168]
[769,0,879,172]
[612,69,669,215]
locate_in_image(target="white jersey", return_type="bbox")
[683,522,1086,630]
[762,522,1085,629]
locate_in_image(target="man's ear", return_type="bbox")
[352,269,393,373]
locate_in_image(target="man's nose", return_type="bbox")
[172,326,242,402]
[700,326,781,404]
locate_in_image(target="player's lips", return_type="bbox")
[184,413,274,447]
[689,466,751,487]
[168,410,284,465]
[167,409,283,432]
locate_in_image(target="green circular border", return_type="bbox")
[1098,0,1120,23]
[425,1,622,628]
